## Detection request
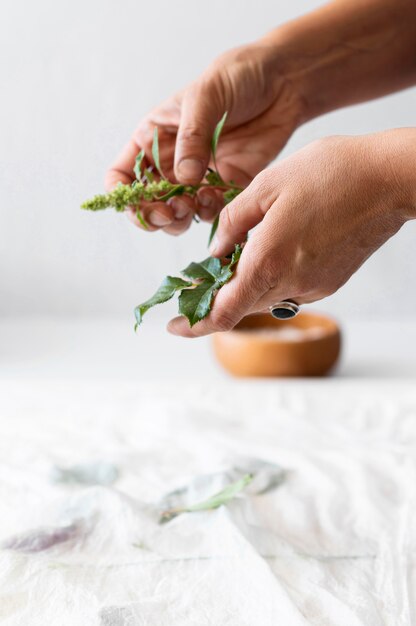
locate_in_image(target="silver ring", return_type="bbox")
[269,300,301,320]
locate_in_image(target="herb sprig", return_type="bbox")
[159,473,253,524]
[82,113,244,328]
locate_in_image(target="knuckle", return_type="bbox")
[211,45,252,72]
[178,125,207,145]
[251,170,276,208]
[253,169,270,186]
[218,205,234,234]
[292,272,314,296]
[257,253,281,291]
[210,308,235,332]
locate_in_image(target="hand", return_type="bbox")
[168,130,416,337]
[105,42,305,234]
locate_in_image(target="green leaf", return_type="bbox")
[178,281,217,326]
[134,276,192,329]
[208,214,219,247]
[223,187,241,204]
[135,207,148,230]
[144,168,154,183]
[181,256,222,281]
[156,184,186,201]
[178,245,242,326]
[205,170,224,187]
[152,126,165,178]
[217,244,242,284]
[211,112,227,167]
[160,473,253,524]
[187,473,252,511]
[133,149,145,180]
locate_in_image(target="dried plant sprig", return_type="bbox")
[159,473,253,524]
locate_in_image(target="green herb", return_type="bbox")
[159,473,253,524]
[134,276,192,330]
[133,149,145,181]
[134,204,148,230]
[205,168,224,187]
[208,214,219,247]
[156,184,186,202]
[134,244,241,328]
[144,168,155,183]
[151,127,164,178]
[82,113,245,329]
[81,112,240,218]
[211,111,227,173]
[178,245,241,326]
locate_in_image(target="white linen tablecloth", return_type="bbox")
[0,379,415,625]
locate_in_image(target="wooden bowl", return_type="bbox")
[212,311,341,377]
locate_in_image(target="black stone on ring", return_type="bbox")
[269,301,300,320]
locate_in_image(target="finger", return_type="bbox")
[126,208,157,232]
[167,238,270,338]
[127,201,175,230]
[196,188,223,222]
[162,212,194,236]
[209,171,277,257]
[174,81,224,184]
[253,292,306,313]
[135,121,177,181]
[105,138,144,191]
[168,195,195,220]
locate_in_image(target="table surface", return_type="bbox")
[1,316,416,381]
[0,316,415,624]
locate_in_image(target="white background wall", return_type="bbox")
[1,0,415,320]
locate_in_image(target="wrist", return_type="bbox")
[259,1,416,124]
[259,16,351,123]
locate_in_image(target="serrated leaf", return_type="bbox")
[132,245,241,329]
[152,127,165,178]
[134,276,192,329]
[178,282,217,326]
[133,149,145,180]
[217,244,242,285]
[182,256,222,281]
[179,245,242,326]
[160,473,253,524]
[211,112,227,167]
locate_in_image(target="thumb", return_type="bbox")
[174,81,224,184]
[210,171,274,257]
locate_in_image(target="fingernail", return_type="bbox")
[177,158,204,181]
[170,198,190,219]
[209,236,218,255]
[199,194,214,208]
[149,210,172,227]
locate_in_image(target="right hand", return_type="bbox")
[105,42,306,235]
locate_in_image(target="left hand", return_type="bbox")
[105,42,306,234]
[168,130,415,337]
